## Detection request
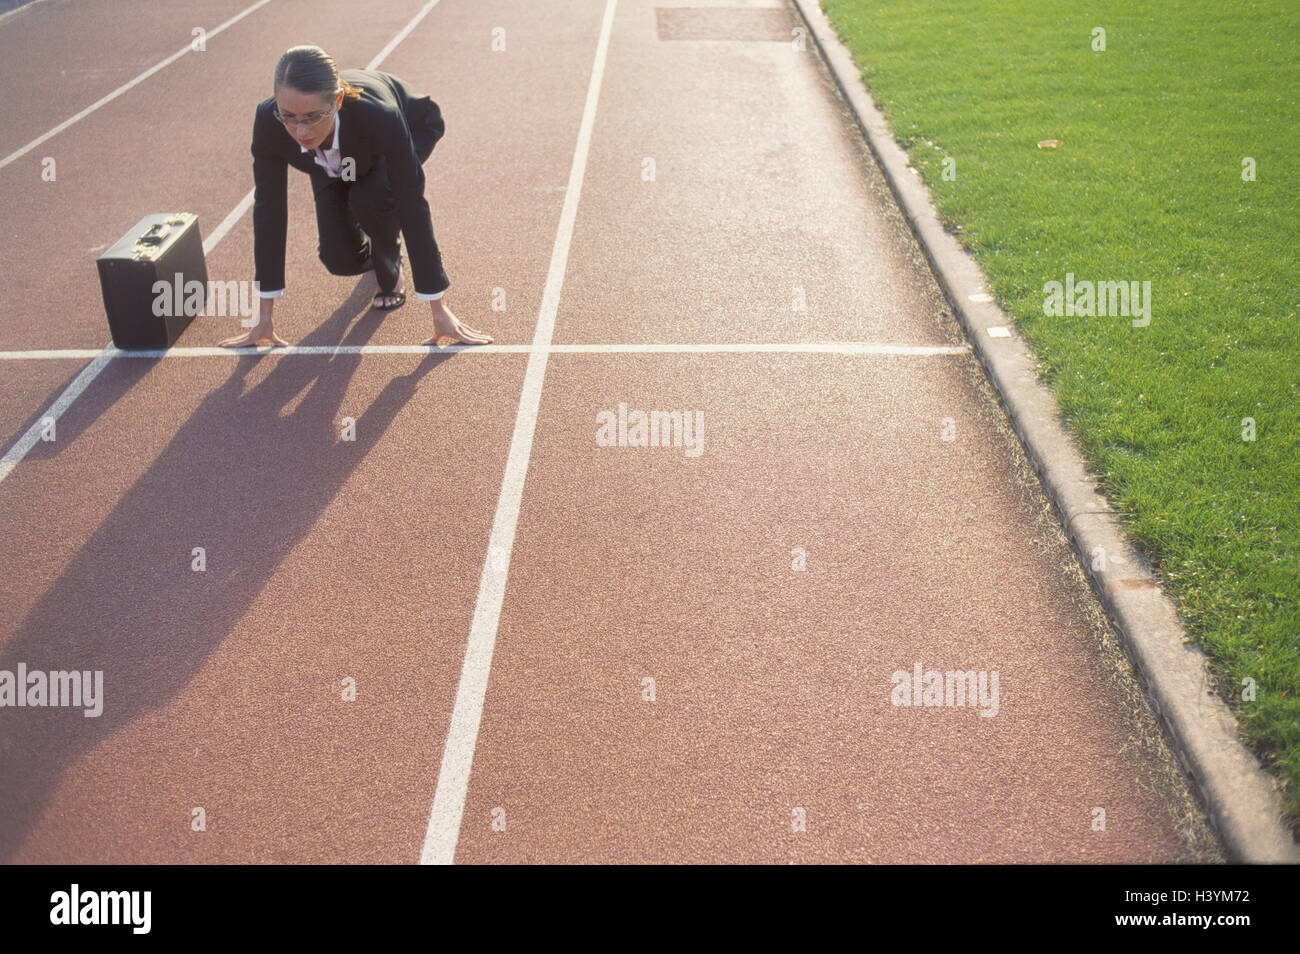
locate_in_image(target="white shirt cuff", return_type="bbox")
[258,288,284,299]
[416,290,444,301]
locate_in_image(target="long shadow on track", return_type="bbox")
[0,279,454,860]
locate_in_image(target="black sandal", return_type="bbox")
[373,263,406,310]
[372,288,406,310]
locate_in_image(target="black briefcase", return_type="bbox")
[96,213,207,349]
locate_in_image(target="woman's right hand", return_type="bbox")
[220,296,288,347]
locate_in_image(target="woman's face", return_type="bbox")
[273,86,344,150]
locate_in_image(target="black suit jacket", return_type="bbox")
[250,68,447,296]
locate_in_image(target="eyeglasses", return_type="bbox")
[272,105,336,129]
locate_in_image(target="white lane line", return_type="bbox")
[419,0,620,867]
[0,342,971,359]
[0,0,52,28]
[0,350,111,360]
[0,1,452,485]
[553,342,971,355]
[204,191,255,255]
[367,0,443,70]
[0,0,274,172]
[0,348,113,483]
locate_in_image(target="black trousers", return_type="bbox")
[311,138,443,295]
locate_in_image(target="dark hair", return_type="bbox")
[273,45,362,103]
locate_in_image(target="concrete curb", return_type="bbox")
[790,0,1299,863]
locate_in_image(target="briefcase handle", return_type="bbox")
[138,223,171,245]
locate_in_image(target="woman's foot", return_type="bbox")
[373,268,405,310]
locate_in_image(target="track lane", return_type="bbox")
[0,0,1220,864]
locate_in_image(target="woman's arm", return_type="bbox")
[222,105,290,347]
[378,110,448,299]
[250,103,290,297]
[378,109,491,346]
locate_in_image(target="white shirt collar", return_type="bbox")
[299,112,341,153]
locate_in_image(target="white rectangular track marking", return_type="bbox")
[419,0,621,866]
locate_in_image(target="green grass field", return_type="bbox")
[818,0,1299,819]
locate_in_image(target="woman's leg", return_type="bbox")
[313,176,375,277]
[348,157,403,294]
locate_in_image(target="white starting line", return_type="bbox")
[0,342,971,360]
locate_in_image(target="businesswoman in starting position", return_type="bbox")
[222,45,490,348]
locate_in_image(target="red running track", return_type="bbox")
[0,0,1219,863]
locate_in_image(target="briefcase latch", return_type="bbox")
[131,225,168,260]
[129,215,193,260]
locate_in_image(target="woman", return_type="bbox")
[222,46,491,348]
